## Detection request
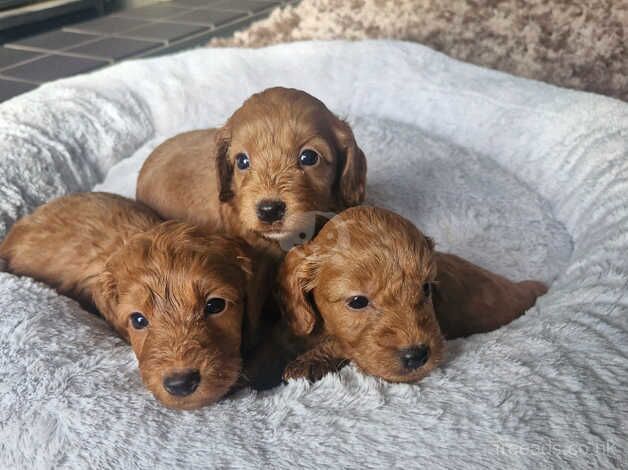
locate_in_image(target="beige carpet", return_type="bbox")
[210,0,627,101]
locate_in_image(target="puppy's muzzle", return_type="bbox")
[399,345,430,370]
[163,369,201,396]
[256,199,286,223]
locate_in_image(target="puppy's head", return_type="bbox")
[98,222,252,409]
[216,87,367,243]
[277,207,445,383]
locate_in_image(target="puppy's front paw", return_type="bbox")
[282,357,340,382]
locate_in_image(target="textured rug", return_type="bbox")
[0,40,627,468]
[210,0,627,101]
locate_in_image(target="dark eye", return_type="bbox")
[130,312,149,330]
[205,298,226,316]
[235,153,250,170]
[299,149,319,166]
[347,295,369,310]
[422,282,432,299]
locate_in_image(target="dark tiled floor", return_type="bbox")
[0,0,298,102]
[0,78,37,101]
[2,54,107,82]
[65,16,152,35]
[169,8,244,26]
[112,3,189,20]
[7,30,98,52]
[117,21,207,43]
[171,0,220,6]
[0,48,42,68]
[66,37,161,60]
[211,0,280,13]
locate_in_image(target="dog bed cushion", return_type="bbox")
[0,40,626,469]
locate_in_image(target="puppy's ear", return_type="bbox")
[332,118,367,209]
[215,126,234,202]
[94,269,129,342]
[276,245,319,336]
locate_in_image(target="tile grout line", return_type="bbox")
[133,11,267,58]
[0,74,42,85]
[60,16,219,44]
[63,11,248,34]
[106,4,248,21]
[132,6,276,58]
[53,42,161,61]
[131,11,252,27]
[6,33,114,54]
[0,53,49,72]
[38,50,114,63]
[103,32,175,46]
[107,10,252,26]
[3,31,165,66]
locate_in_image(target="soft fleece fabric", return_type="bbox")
[0,41,626,469]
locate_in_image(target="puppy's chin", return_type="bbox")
[249,210,322,244]
[353,355,441,384]
[256,220,319,246]
[247,221,291,241]
[378,364,438,384]
[260,230,292,241]
[140,362,241,410]
[153,386,233,410]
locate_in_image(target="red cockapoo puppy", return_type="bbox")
[0,192,269,409]
[137,87,367,257]
[276,206,547,382]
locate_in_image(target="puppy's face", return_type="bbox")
[216,87,366,243]
[100,223,251,409]
[277,207,445,383]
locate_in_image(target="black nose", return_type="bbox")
[400,345,430,370]
[256,199,286,223]
[163,370,201,396]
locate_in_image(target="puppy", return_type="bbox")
[277,206,445,383]
[136,87,367,257]
[0,192,265,409]
[276,206,547,382]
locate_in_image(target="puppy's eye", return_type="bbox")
[205,298,226,316]
[299,149,319,166]
[235,153,250,170]
[422,282,432,299]
[347,295,369,310]
[130,312,149,330]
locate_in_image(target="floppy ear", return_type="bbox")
[332,118,367,209]
[215,126,234,202]
[94,268,129,342]
[276,245,319,336]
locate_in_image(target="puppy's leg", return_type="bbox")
[516,280,548,302]
[283,336,346,382]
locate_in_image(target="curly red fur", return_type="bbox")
[0,192,263,409]
[276,206,547,383]
[136,87,367,258]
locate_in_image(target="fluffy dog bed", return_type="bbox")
[0,41,626,468]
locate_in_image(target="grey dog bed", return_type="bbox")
[0,40,626,468]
